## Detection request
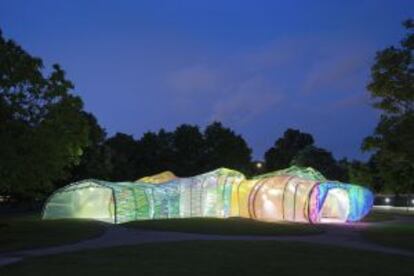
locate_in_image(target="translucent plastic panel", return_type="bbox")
[283,177,297,221]
[137,171,177,184]
[133,187,151,220]
[346,184,374,222]
[152,187,170,219]
[293,179,317,222]
[254,166,327,181]
[165,184,181,218]
[190,178,203,217]
[237,179,259,218]
[230,180,242,217]
[43,185,114,223]
[222,176,234,218]
[111,183,152,223]
[201,175,219,217]
[179,179,193,218]
[309,182,374,223]
[251,176,290,222]
[319,188,350,223]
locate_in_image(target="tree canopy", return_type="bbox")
[0,29,92,200]
[264,129,314,171]
[291,146,348,182]
[362,19,414,194]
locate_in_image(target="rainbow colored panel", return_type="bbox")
[43,167,374,224]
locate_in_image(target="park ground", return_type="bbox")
[0,210,413,276]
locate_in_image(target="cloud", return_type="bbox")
[167,65,219,94]
[301,45,370,94]
[331,94,371,109]
[210,76,283,124]
[164,34,373,126]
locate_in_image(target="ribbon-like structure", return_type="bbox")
[43,166,373,224]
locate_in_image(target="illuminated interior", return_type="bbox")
[137,171,177,184]
[43,167,374,224]
[318,188,350,223]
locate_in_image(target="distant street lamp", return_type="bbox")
[385,197,390,204]
[256,162,263,169]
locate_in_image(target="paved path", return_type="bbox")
[1,217,413,267]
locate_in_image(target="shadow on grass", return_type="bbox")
[1,240,413,276]
[125,217,323,236]
[361,211,395,222]
[0,213,106,253]
[361,223,414,252]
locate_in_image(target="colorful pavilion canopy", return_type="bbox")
[43,167,374,224]
[137,171,177,184]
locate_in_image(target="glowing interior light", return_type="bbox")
[42,167,374,224]
[268,189,282,196]
[385,197,390,204]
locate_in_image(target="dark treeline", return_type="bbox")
[70,121,252,182]
[1,19,413,203]
[70,124,350,184]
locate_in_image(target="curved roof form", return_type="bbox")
[137,171,177,184]
[43,167,373,224]
[254,165,327,181]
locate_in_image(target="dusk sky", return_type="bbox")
[1,1,413,160]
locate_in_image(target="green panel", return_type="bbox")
[43,180,114,223]
[254,166,327,181]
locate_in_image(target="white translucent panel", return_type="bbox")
[319,188,350,223]
[201,176,219,217]
[283,177,297,221]
[222,176,235,218]
[44,186,114,223]
[252,176,289,222]
[190,179,203,217]
[179,180,192,218]
[292,179,316,222]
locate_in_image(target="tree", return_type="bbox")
[264,129,314,171]
[67,112,113,182]
[136,129,175,177]
[363,19,414,194]
[0,30,90,201]
[204,122,252,174]
[291,146,348,181]
[171,124,206,176]
[105,133,139,181]
[348,157,384,192]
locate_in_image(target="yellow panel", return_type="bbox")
[137,171,177,184]
[252,176,290,222]
[236,179,259,218]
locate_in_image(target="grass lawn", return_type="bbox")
[361,211,395,222]
[361,223,414,252]
[0,213,106,252]
[125,217,323,236]
[2,240,413,276]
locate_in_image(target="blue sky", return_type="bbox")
[1,1,413,160]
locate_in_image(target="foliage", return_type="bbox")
[105,133,140,181]
[0,30,91,200]
[67,113,113,183]
[88,122,252,181]
[291,146,348,181]
[264,129,314,171]
[363,19,414,194]
[170,124,206,176]
[204,122,252,174]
